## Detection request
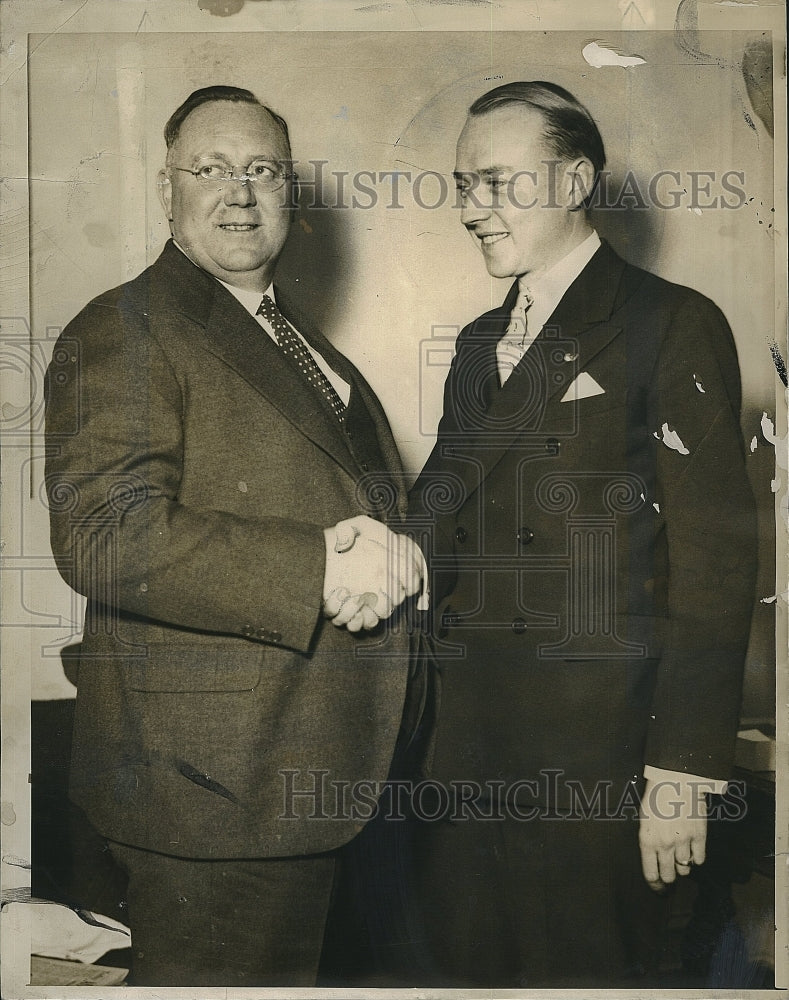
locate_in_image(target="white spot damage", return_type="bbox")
[761,412,788,471]
[653,502,660,513]
[653,422,690,455]
[582,41,646,68]
[750,436,758,452]
[693,374,706,393]
[2,853,30,869]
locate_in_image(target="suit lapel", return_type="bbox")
[452,242,630,500]
[150,242,360,480]
[537,238,628,404]
[276,289,408,518]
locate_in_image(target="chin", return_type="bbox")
[485,263,517,280]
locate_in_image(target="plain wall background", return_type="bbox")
[24,29,778,712]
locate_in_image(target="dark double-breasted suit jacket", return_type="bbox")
[45,240,411,859]
[411,240,757,807]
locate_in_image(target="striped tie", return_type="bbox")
[505,284,534,349]
[257,295,346,421]
[497,285,534,384]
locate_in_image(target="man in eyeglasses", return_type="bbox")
[44,85,425,987]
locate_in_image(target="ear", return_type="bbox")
[566,157,596,211]
[157,168,173,220]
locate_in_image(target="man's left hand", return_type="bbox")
[638,777,707,892]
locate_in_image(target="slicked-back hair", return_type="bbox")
[469,81,606,179]
[163,85,291,155]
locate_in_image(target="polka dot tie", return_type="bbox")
[257,295,346,421]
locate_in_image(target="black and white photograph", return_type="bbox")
[0,1,785,996]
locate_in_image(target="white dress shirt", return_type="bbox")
[497,231,601,386]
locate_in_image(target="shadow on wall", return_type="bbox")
[591,171,664,273]
[275,171,665,337]
[275,195,353,341]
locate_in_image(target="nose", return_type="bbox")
[223,177,257,207]
[459,191,491,228]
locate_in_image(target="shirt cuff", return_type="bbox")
[643,765,728,795]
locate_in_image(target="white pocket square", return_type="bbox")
[560,371,605,402]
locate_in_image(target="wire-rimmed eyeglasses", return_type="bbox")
[167,158,293,192]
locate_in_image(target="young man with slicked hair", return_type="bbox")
[409,81,756,987]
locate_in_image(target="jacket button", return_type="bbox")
[455,526,467,543]
[517,527,534,546]
[545,437,560,454]
[241,625,254,638]
[255,628,269,640]
[511,617,527,634]
[270,631,282,643]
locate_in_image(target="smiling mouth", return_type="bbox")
[219,223,259,232]
[478,232,509,246]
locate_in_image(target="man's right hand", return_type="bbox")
[322,515,425,632]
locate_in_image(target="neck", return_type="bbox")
[523,218,595,283]
[168,237,277,293]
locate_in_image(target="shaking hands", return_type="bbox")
[322,515,429,632]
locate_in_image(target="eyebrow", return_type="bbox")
[453,165,512,180]
[190,151,285,163]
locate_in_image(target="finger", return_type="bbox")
[674,856,693,876]
[690,829,706,867]
[640,848,667,893]
[401,540,425,596]
[403,565,423,598]
[371,589,396,619]
[345,610,367,632]
[334,524,360,553]
[330,594,364,627]
[639,843,660,886]
[359,605,380,630]
[346,603,381,632]
[657,847,677,885]
[323,587,350,619]
[385,537,421,598]
[345,594,380,632]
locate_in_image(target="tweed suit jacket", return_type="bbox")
[45,240,410,858]
[410,240,757,804]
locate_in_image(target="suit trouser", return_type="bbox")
[406,807,670,988]
[108,840,335,987]
[106,660,433,988]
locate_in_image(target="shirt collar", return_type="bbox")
[171,239,274,318]
[217,278,275,318]
[518,230,601,327]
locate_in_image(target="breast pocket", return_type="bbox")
[566,394,627,419]
[127,643,262,693]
